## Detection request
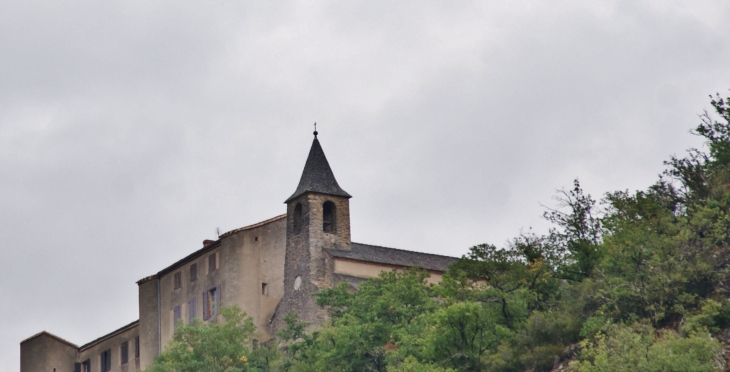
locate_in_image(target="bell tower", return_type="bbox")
[278,130,351,327]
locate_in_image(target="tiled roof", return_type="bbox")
[78,320,139,351]
[285,137,351,203]
[326,242,458,272]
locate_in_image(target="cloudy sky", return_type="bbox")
[2,0,730,369]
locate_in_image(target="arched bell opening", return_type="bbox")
[323,201,336,233]
[293,203,303,235]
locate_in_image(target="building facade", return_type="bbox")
[20,134,458,372]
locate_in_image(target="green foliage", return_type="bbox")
[696,94,730,168]
[286,269,437,372]
[569,323,723,372]
[386,356,456,372]
[144,306,260,372]
[144,92,730,371]
[543,180,604,281]
[420,301,513,371]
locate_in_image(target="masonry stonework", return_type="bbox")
[20,134,458,372]
[277,192,352,329]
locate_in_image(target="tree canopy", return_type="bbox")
[145,92,730,371]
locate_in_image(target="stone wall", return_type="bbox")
[332,258,445,285]
[137,276,159,370]
[276,192,351,330]
[77,323,139,372]
[157,216,286,348]
[20,332,77,372]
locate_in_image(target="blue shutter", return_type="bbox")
[202,290,209,320]
[189,297,197,323]
[215,285,221,316]
[174,305,181,328]
[74,363,81,372]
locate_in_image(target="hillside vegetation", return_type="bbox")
[146,93,730,372]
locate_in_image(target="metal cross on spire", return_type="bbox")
[313,122,318,138]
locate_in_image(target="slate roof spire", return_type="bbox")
[285,131,351,203]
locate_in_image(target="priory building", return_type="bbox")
[20,132,458,372]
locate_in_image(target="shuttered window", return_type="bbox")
[74,363,81,372]
[203,285,221,320]
[202,288,209,320]
[82,360,90,372]
[208,253,217,273]
[190,263,198,282]
[173,305,182,329]
[215,284,221,314]
[174,272,182,290]
[189,297,197,323]
[121,341,129,365]
[135,336,140,358]
[100,349,111,372]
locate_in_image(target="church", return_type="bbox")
[20,132,458,372]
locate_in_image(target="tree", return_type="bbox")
[287,269,437,372]
[543,179,603,281]
[145,91,730,372]
[569,323,723,372]
[143,306,258,372]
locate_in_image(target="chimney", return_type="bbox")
[203,239,216,247]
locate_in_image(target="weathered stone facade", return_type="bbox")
[277,192,352,329]
[20,134,458,372]
[20,332,77,372]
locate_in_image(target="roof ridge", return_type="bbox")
[78,320,139,351]
[20,331,78,348]
[156,214,287,278]
[220,214,287,238]
[351,242,459,259]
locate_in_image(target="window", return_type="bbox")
[174,271,182,290]
[262,282,268,296]
[293,203,303,235]
[173,305,182,329]
[100,349,111,372]
[74,363,80,372]
[121,341,129,365]
[190,263,198,282]
[208,253,217,273]
[82,360,90,372]
[323,201,336,233]
[203,285,221,320]
[189,297,197,323]
[135,336,140,358]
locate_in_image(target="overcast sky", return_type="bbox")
[2,0,730,369]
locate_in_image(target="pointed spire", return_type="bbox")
[285,133,351,203]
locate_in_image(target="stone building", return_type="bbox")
[20,133,458,372]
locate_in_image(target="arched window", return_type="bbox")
[323,201,336,233]
[293,203,303,235]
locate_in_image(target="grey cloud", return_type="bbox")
[2,1,730,370]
